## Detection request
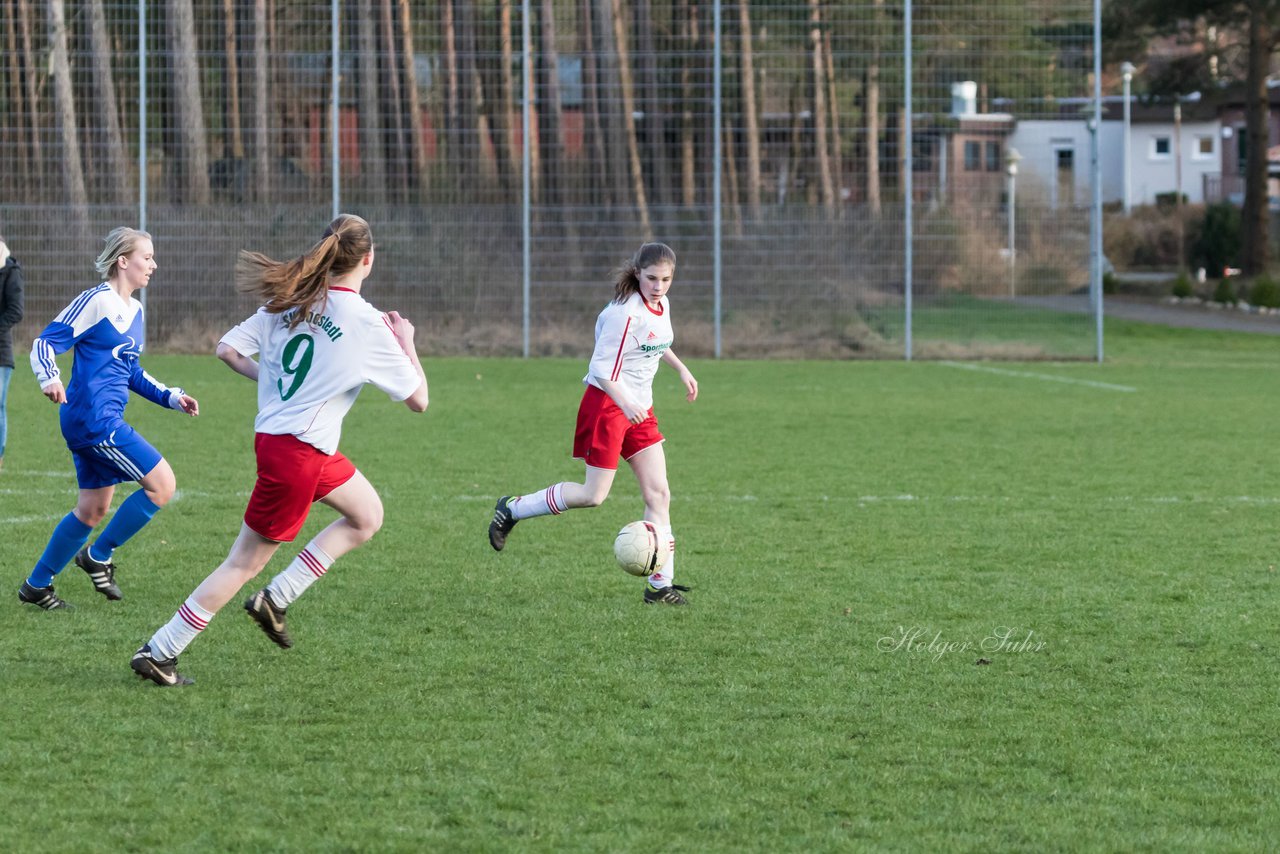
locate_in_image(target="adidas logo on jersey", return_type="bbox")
[646,331,657,340]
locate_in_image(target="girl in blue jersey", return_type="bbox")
[19,227,199,610]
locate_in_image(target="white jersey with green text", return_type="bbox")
[219,287,420,454]
[584,291,673,410]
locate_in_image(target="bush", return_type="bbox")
[1171,270,1193,298]
[1102,271,1118,294]
[1212,277,1237,304]
[1155,191,1189,207]
[1249,275,1280,308]
[1190,202,1242,278]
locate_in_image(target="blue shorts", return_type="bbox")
[69,424,163,489]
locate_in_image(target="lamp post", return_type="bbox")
[1121,61,1135,215]
[1006,147,1021,298]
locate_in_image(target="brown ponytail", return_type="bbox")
[611,242,676,303]
[237,214,374,325]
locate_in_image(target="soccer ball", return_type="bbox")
[613,521,667,577]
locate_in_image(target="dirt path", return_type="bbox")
[1018,294,1280,336]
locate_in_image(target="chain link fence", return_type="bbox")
[1,1,1101,360]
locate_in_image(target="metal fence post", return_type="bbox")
[903,0,913,361]
[331,0,341,218]
[714,0,723,359]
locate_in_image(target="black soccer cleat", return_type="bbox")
[643,583,691,605]
[488,496,518,551]
[245,589,293,649]
[75,545,122,600]
[131,644,194,687]
[18,580,69,610]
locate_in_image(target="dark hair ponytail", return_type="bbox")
[237,214,373,324]
[612,242,676,303]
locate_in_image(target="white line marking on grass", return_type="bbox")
[0,514,65,524]
[940,361,1137,392]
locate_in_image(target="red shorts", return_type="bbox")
[573,384,664,470]
[244,433,357,542]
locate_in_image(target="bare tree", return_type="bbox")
[48,0,89,219]
[222,0,245,159]
[357,0,388,204]
[611,0,652,236]
[866,0,882,215]
[18,0,44,194]
[169,0,211,205]
[808,0,835,215]
[737,0,762,220]
[580,0,611,206]
[4,0,30,197]
[454,0,483,189]
[824,28,843,217]
[252,0,272,199]
[88,0,133,204]
[677,0,698,208]
[634,0,669,205]
[537,0,567,207]
[380,0,408,197]
[399,0,431,196]
[490,0,520,197]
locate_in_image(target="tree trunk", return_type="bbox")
[825,28,843,217]
[678,0,698,208]
[580,0,610,206]
[222,0,245,159]
[357,0,387,204]
[169,0,211,205]
[399,0,430,196]
[252,0,272,200]
[17,0,44,193]
[737,0,762,220]
[87,0,132,204]
[5,0,29,197]
[537,0,567,207]
[611,0,653,236]
[866,0,882,215]
[1241,5,1271,274]
[635,0,668,206]
[47,0,89,219]
[808,0,835,215]
[454,0,483,189]
[595,0,631,212]
[380,0,408,198]
[494,0,520,198]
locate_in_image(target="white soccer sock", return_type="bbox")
[509,483,568,520]
[149,597,215,660]
[647,524,676,588]
[266,543,335,609]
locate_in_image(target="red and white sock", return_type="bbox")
[509,483,568,520]
[148,597,215,660]
[647,524,676,588]
[266,543,335,609]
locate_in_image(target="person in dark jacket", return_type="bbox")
[0,236,24,472]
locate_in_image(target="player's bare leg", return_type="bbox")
[628,443,685,604]
[490,465,617,551]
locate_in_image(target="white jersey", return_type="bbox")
[219,287,420,454]
[584,291,673,410]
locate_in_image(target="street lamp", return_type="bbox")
[1121,61,1135,215]
[1006,147,1021,298]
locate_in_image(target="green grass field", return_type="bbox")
[2,319,1278,852]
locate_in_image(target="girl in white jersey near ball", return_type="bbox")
[132,214,429,686]
[489,242,699,604]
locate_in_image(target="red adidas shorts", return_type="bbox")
[244,432,356,542]
[573,384,664,470]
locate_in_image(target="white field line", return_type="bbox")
[939,361,1137,392]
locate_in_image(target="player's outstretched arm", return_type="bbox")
[385,310,429,412]
[661,349,698,402]
[216,342,260,382]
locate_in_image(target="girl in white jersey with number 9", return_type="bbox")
[489,242,699,604]
[132,214,429,686]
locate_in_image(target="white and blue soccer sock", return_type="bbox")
[90,490,162,562]
[647,524,676,589]
[509,483,568,520]
[27,512,93,588]
[148,597,215,660]
[265,543,335,609]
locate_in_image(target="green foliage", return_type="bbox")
[4,343,1280,850]
[1171,269,1193,298]
[1102,271,1119,294]
[1190,202,1242,278]
[1248,274,1280,308]
[1212,276,1237,304]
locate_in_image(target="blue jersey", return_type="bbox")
[30,283,183,449]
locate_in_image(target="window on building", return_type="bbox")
[1056,148,1075,207]
[1151,136,1172,159]
[1195,136,1214,158]
[964,140,981,171]
[986,141,1001,172]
